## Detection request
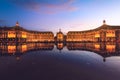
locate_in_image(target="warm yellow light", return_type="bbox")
[22,32,27,38]
[106,33,115,37]
[22,44,27,52]
[106,30,115,37]
[95,44,100,49]
[57,33,64,41]
[8,31,16,38]
[58,34,63,38]
[106,45,115,52]
[57,43,63,49]
[8,45,16,53]
[95,34,100,38]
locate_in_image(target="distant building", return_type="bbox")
[66,20,120,42]
[1,20,120,43]
[0,22,54,43]
[56,29,64,42]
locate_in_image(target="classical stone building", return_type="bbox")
[0,22,54,43]
[1,20,120,43]
[56,29,64,42]
[66,20,120,42]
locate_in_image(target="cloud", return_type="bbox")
[8,0,78,14]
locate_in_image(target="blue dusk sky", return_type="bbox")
[0,0,120,34]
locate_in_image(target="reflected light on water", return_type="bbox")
[8,45,16,54]
[0,42,120,80]
[95,44,100,50]
[22,44,27,52]
[0,42,120,62]
[106,44,115,52]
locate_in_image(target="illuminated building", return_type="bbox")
[0,22,54,43]
[56,29,64,42]
[1,20,120,43]
[66,20,120,42]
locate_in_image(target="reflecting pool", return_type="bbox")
[0,42,120,80]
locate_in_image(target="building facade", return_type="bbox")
[66,20,120,42]
[56,29,64,42]
[0,22,54,43]
[1,20,120,43]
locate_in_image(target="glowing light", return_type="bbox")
[22,44,27,52]
[8,45,16,53]
[22,32,27,38]
[106,45,115,52]
[95,44,100,49]
[8,31,16,38]
[57,43,63,49]
[95,34,100,38]
[57,32,64,41]
[106,31,115,37]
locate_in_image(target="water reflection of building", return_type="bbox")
[0,43,54,57]
[67,42,120,61]
[67,42,118,53]
[1,42,120,62]
[66,20,120,42]
[0,22,54,43]
[56,43,64,50]
[27,43,54,51]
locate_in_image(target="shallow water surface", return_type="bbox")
[0,42,120,80]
